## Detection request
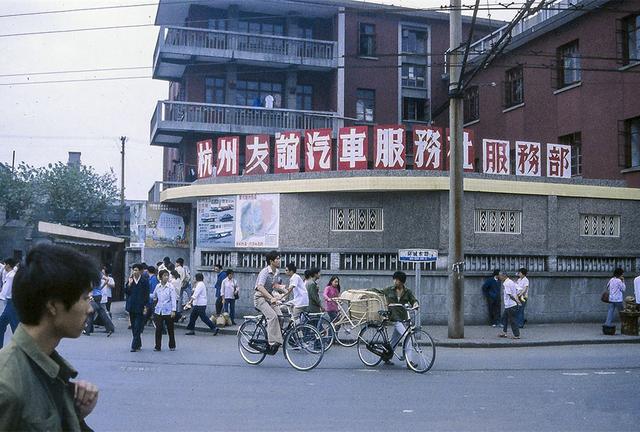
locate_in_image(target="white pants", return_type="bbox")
[390,321,407,348]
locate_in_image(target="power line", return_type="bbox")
[0,66,151,78]
[0,76,151,86]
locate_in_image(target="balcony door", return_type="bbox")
[205,77,225,104]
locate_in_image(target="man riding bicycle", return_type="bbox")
[371,271,419,365]
[253,251,287,354]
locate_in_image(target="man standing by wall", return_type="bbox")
[0,258,19,349]
[481,269,501,327]
[125,264,149,352]
[213,264,227,316]
[516,267,529,328]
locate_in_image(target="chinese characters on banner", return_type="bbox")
[196,139,214,179]
[274,131,301,174]
[374,125,405,169]
[445,129,475,172]
[245,134,270,175]
[482,139,510,175]
[547,143,572,178]
[216,136,239,176]
[515,141,541,176]
[338,126,368,170]
[305,129,332,172]
[413,126,443,170]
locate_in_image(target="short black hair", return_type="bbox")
[13,243,99,325]
[163,256,171,263]
[303,269,311,279]
[214,263,222,269]
[132,263,143,271]
[170,270,180,279]
[158,269,169,278]
[286,262,297,273]
[393,271,407,284]
[167,263,175,271]
[176,258,184,265]
[492,269,500,277]
[156,261,163,267]
[308,267,320,278]
[140,262,148,270]
[147,266,157,274]
[518,267,528,276]
[613,267,624,277]
[265,250,279,265]
[195,273,204,282]
[4,257,17,268]
[226,269,234,275]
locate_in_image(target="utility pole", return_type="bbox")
[11,150,15,175]
[448,0,465,338]
[119,136,127,236]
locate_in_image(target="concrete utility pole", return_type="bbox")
[448,0,465,338]
[119,136,127,236]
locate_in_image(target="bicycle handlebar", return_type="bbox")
[387,303,420,311]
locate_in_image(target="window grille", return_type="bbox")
[580,214,620,237]
[557,256,634,272]
[340,253,435,271]
[201,251,232,268]
[237,252,330,270]
[330,208,383,231]
[474,210,522,234]
[465,254,546,272]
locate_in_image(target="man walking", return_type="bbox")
[0,243,99,430]
[481,269,501,327]
[125,264,150,352]
[213,264,227,316]
[498,271,522,339]
[0,258,19,349]
[185,273,219,335]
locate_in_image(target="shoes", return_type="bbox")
[185,331,195,335]
[153,348,161,352]
[170,348,175,351]
[266,344,281,355]
[498,333,508,338]
[383,360,395,366]
[212,328,220,336]
[513,336,521,339]
[130,348,139,352]
[83,330,90,336]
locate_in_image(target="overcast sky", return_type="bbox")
[0,0,517,200]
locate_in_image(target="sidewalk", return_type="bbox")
[111,303,640,348]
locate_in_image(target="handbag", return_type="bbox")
[600,283,610,303]
[234,289,239,300]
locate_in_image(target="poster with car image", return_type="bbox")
[196,197,236,247]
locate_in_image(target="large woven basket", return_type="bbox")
[339,290,387,322]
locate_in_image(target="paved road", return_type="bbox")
[50,320,640,432]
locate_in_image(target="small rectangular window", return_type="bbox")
[504,66,524,108]
[623,116,640,168]
[296,84,313,111]
[622,14,640,65]
[402,97,429,122]
[330,208,383,231]
[359,23,376,57]
[559,132,582,176]
[205,77,225,104]
[580,214,620,237]
[402,29,428,54]
[356,89,375,122]
[557,40,581,88]
[401,64,426,88]
[474,209,522,234]
[464,86,479,123]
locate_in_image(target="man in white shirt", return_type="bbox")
[634,274,640,305]
[498,271,522,339]
[152,270,177,351]
[221,270,239,325]
[0,258,19,349]
[185,273,219,336]
[516,267,529,329]
[604,268,626,327]
[253,251,287,354]
[282,263,308,321]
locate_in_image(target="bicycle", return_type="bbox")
[356,304,436,373]
[329,296,383,347]
[237,303,325,371]
[298,310,335,351]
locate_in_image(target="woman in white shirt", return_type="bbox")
[604,268,626,328]
[185,273,219,336]
[221,270,239,325]
[153,270,177,351]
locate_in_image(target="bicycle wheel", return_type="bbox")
[237,320,267,365]
[403,329,436,373]
[283,324,324,371]
[356,324,384,367]
[334,321,363,347]
[307,316,335,351]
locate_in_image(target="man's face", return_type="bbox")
[214,266,221,273]
[227,273,233,280]
[132,267,140,278]
[4,263,10,272]
[285,269,293,277]
[54,291,93,339]
[516,271,523,278]
[497,274,507,282]
[161,273,170,284]
[394,278,403,288]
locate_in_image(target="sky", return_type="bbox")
[0,0,518,200]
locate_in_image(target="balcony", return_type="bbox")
[150,100,339,147]
[153,26,338,80]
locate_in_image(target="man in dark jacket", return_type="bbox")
[306,268,322,313]
[125,263,150,352]
[481,269,501,326]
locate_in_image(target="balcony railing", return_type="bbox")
[151,100,339,145]
[154,25,337,77]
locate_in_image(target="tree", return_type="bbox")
[0,162,42,221]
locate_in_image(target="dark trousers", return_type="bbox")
[215,296,223,315]
[154,314,175,350]
[516,301,527,328]
[130,312,145,350]
[485,296,501,325]
[223,299,236,324]
[187,305,218,331]
[85,301,115,333]
[0,299,19,349]
[502,306,520,337]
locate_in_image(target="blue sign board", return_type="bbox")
[398,249,438,263]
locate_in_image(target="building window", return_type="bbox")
[359,23,376,57]
[622,14,639,65]
[356,89,375,122]
[235,80,283,107]
[401,64,426,88]
[296,84,313,110]
[557,40,581,88]
[464,86,479,123]
[623,116,640,168]
[205,77,225,104]
[474,209,522,234]
[238,20,284,36]
[297,19,314,39]
[504,66,524,108]
[580,214,620,237]
[402,98,429,122]
[402,28,428,54]
[330,208,383,231]
[559,132,582,176]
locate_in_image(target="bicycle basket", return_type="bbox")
[339,290,387,322]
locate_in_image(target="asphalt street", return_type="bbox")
[37,318,640,432]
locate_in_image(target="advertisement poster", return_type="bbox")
[196,197,236,247]
[145,203,190,248]
[129,202,146,248]
[235,194,280,248]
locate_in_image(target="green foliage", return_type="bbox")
[0,161,119,227]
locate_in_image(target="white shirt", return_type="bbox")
[191,281,208,306]
[0,268,16,300]
[176,265,187,287]
[171,277,181,298]
[288,273,308,307]
[634,276,640,304]
[516,276,529,298]
[100,276,114,302]
[221,277,238,299]
[264,94,274,108]
[608,277,625,303]
[153,283,177,315]
[503,278,519,309]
